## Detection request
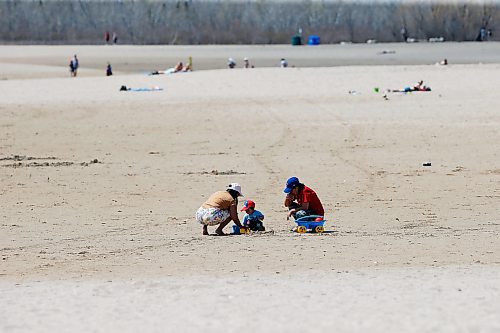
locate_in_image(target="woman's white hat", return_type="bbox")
[227,183,243,196]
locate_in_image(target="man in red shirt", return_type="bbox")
[283,177,324,220]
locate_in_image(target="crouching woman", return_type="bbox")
[196,183,245,235]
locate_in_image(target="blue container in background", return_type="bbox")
[291,35,302,46]
[308,35,320,45]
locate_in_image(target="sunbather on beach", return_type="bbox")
[196,183,245,235]
[392,80,431,92]
[283,177,324,220]
[182,61,192,72]
[150,62,184,75]
[119,85,163,91]
[413,80,431,91]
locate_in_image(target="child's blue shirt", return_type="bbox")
[243,210,264,225]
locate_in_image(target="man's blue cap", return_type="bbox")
[284,177,300,193]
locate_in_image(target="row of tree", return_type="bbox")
[0,0,497,44]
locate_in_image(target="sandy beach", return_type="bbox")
[1,43,500,332]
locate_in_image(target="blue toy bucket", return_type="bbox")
[308,35,320,45]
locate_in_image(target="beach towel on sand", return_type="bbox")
[120,85,163,92]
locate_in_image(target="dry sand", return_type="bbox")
[1,44,500,332]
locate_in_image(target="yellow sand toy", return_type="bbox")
[232,225,250,234]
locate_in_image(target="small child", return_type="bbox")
[241,200,265,231]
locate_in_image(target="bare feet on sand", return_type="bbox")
[202,225,226,236]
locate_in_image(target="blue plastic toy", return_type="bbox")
[308,35,320,45]
[295,215,326,233]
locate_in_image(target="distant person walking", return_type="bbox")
[69,58,75,77]
[280,58,288,68]
[106,62,113,76]
[112,32,118,44]
[477,27,487,41]
[243,57,250,68]
[401,27,408,42]
[105,31,110,44]
[72,55,79,77]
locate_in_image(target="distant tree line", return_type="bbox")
[0,0,498,44]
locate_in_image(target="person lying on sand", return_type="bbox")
[119,85,162,92]
[196,183,245,235]
[182,62,192,72]
[284,177,324,220]
[392,80,431,93]
[413,80,432,91]
[150,62,184,75]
